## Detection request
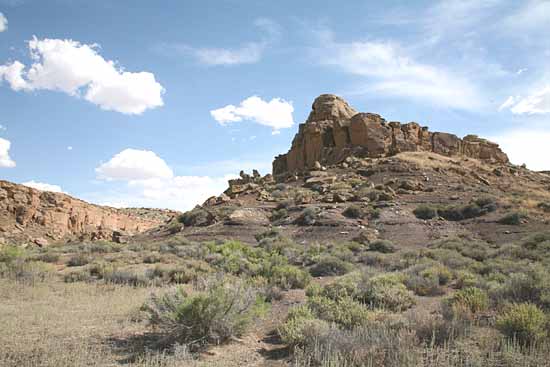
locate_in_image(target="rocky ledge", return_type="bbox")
[0,180,177,245]
[273,94,508,176]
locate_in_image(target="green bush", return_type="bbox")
[143,277,267,348]
[442,288,488,320]
[66,254,91,267]
[307,295,374,329]
[295,207,318,226]
[178,207,214,227]
[498,212,526,225]
[270,208,288,222]
[104,270,149,286]
[360,273,415,311]
[342,205,364,219]
[413,205,438,220]
[309,256,353,277]
[278,305,329,347]
[496,303,547,345]
[0,245,25,264]
[269,265,311,290]
[368,239,396,254]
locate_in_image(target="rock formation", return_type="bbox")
[0,180,177,245]
[273,94,509,175]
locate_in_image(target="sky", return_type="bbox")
[0,0,549,211]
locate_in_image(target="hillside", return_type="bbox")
[0,180,177,246]
[142,95,550,248]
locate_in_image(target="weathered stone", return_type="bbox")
[273,95,508,176]
[226,208,269,226]
[0,180,173,245]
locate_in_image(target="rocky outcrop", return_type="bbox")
[273,94,509,175]
[0,180,176,245]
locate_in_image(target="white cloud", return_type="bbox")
[96,149,174,181]
[192,43,264,66]
[0,37,164,114]
[501,0,550,33]
[0,12,7,32]
[94,149,239,210]
[491,129,550,171]
[0,137,15,168]
[317,38,480,110]
[67,146,73,151]
[211,96,294,132]
[22,180,64,193]
[499,87,550,114]
[167,18,280,66]
[498,96,518,111]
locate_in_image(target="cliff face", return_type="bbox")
[273,94,509,175]
[0,180,176,245]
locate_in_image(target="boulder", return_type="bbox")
[226,208,269,226]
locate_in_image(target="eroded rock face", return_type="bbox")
[0,180,176,245]
[273,94,509,175]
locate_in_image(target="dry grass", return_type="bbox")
[0,279,210,366]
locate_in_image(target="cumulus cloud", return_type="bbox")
[499,87,550,115]
[95,149,174,181]
[94,149,238,210]
[211,96,294,132]
[0,37,164,114]
[491,130,550,171]
[0,137,15,168]
[22,181,64,193]
[316,36,480,110]
[0,12,7,32]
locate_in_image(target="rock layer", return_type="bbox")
[0,180,176,245]
[273,94,508,175]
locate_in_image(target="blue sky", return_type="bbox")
[0,0,549,210]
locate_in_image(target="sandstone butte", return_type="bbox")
[0,180,176,246]
[273,94,508,176]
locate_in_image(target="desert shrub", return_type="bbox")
[307,295,374,329]
[537,202,550,213]
[359,273,415,311]
[342,204,364,219]
[143,253,162,264]
[66,254,91,267]
[368,207,381,219]
[490,268,550,309]
[496,303,547,345]
[270,208,288,222]
[291,321,419,367]
[498,212,526,225]
[34,252,60,263]
[147,264,201,284]
[63,269,92,283]
[178,207,214,227]
[442,287,489,321]
[269,265,311,290]
[104,270,149,286]
[409,310,469,346]
[295,207,318,226]
[321,272,363,300]
[0,245,25,264]
[436,199,496,222]
[404,273,441,296]
[255,229,282,242]
[368,239,396,253]
[413,205,438,220]
[309,256,353,277]
[278,305,330,347]
[143,276,267,348]
[454,270,478,289]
